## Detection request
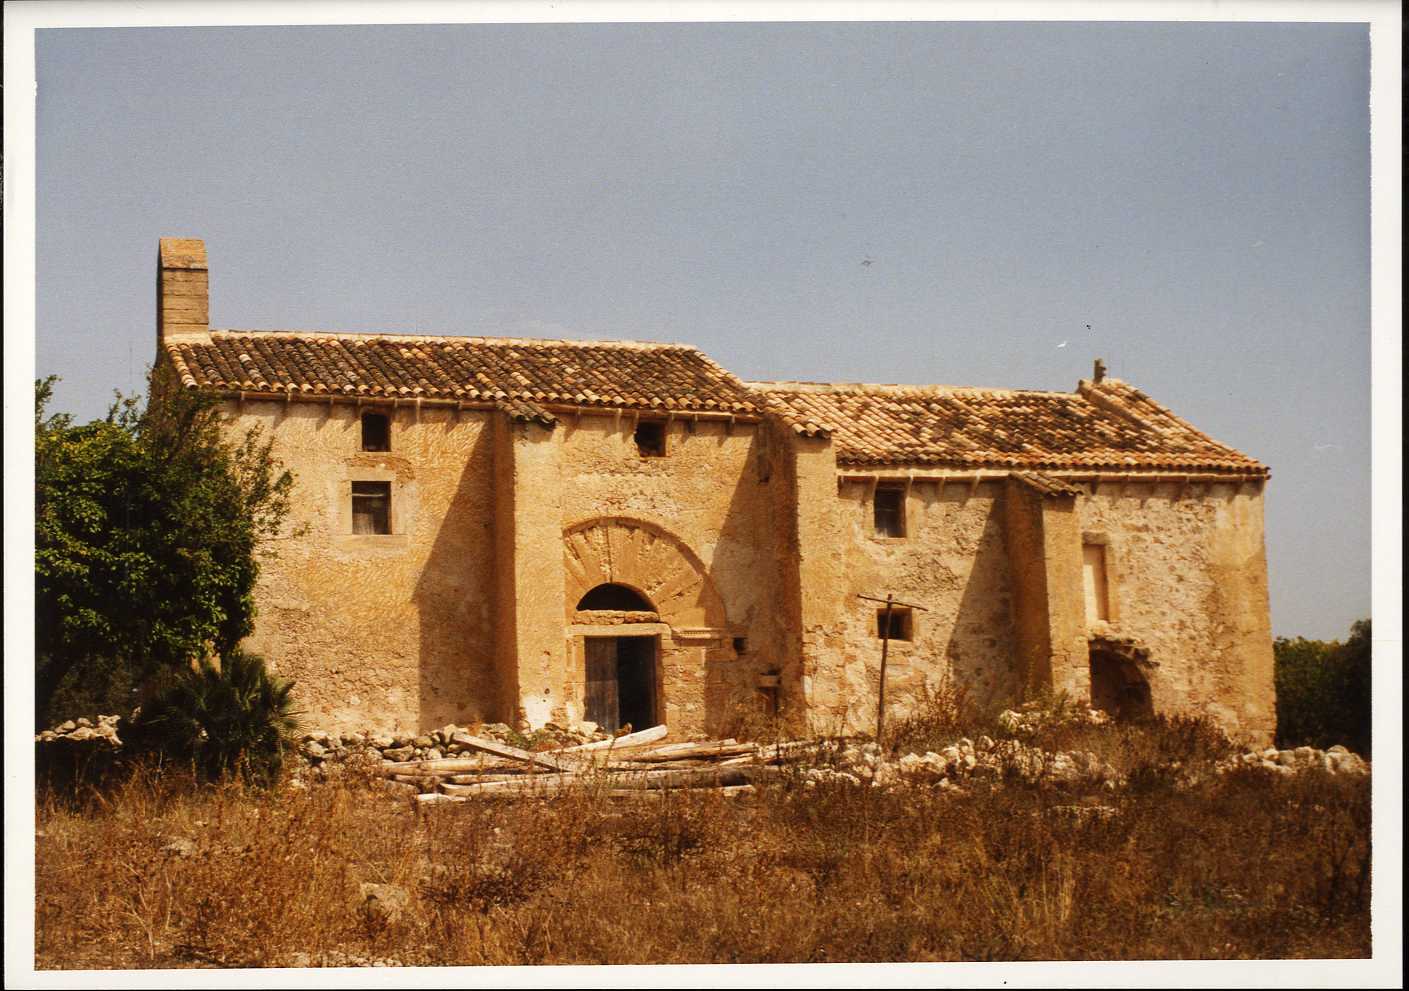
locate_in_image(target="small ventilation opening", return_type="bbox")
[576,583,654,611]
[361,412,390,452]
[733,637,748,655]
[634,420,666,457]
[876,608,913,641]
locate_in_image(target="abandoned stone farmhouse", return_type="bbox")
[155,238,1276,743]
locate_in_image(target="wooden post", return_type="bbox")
[877,594,893,742]
[857,593,929,745]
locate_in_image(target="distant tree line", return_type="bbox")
[1274,619,1372,757]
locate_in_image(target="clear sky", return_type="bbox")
[34,21,1370,640]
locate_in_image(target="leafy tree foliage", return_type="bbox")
[1274,619,1372,756]
[35,366,294,726]
[129,649,299,784]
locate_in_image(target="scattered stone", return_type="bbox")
[358,883,410,926]
[163,837,197,858]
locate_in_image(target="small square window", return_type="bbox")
[876,608,913,641]
[874,486,906,537]
[361,412,390,452]
[635,420,666,457]
[733,637,748,656]
[352,481,391,534]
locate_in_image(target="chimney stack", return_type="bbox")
[1093,358,1107,384]
[157,238,208,340]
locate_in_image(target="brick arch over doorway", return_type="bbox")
[562,517,728,630]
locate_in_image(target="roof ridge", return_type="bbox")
[749,380,1076,397]
[207,328,698,351]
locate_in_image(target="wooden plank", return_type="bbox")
[448,731,580,772]
[561,724,667,752]
[620,742,758,763]
[381,757,516,775]
[585,637,619,732]
[442,773,580,796]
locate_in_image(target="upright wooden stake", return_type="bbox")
[857,592,930,744]
[877,594,894,742]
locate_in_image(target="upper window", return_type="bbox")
[634,420,666,457]
[361,412,390,452]
[873,486,906,538]
[352,481,391,534]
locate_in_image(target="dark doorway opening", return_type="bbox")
[585,636,658,733]
[1089,648,1154,721]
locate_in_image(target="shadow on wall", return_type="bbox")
[411,419,499,732]
[704,422,797,736]
[942,492,1022,714]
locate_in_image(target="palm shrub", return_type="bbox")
[132,650,299,784]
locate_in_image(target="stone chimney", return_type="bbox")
[157,237,209,340]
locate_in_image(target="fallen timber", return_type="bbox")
[388,726,826,801]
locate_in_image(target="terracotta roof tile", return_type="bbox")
[757,380,1267,476]
[165,330,762,417]
[165,329,1266,477]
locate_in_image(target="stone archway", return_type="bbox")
[563,518,728,630]
[1088,635,1156,721]
[563,518,730,735]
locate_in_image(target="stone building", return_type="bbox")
[155,238,1276,743]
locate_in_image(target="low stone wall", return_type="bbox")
[295,720,612,773]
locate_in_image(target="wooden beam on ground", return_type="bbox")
[449,731,583,772]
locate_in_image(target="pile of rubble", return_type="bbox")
[804,737,1121,793]
[995,701,1111,736]
[1215,744,1369,777]
[296,720,613,773]
[33,715,124,748]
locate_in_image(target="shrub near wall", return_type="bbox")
[1274,619,1372,757]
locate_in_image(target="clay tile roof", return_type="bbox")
[1013,471,1086,498]
[165,330,762,417]
[754,380,1268,476]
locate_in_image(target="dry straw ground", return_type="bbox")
[35,711,1370,968]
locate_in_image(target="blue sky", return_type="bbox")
[34,21,1371,639]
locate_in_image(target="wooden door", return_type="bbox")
[585,637,619,732]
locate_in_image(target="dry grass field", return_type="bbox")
[34,710,1371,969]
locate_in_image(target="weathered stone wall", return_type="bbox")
[556,415,793,736]
[229,394,1274,745]
[1076,480,1276,744]
[236,400,498,735]
[808,479,1020,736]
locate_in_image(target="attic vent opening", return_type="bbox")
[576,583,654,612]
[634,420,666,457]
[361,412,390,452]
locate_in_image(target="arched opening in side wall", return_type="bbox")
[1088,643,1154,721]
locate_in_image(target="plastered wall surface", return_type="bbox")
[1076,481,1276,744]
[557,416,793,735]
[231,398,1274,744]
[237,401,498,734]
[808,480,1019,736]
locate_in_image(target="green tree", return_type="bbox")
[1274,618,1372,756]
[35,366,295,727]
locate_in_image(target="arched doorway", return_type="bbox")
[1088,636,1155,721]
[563,518,732,736]
[578,582,660,733]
